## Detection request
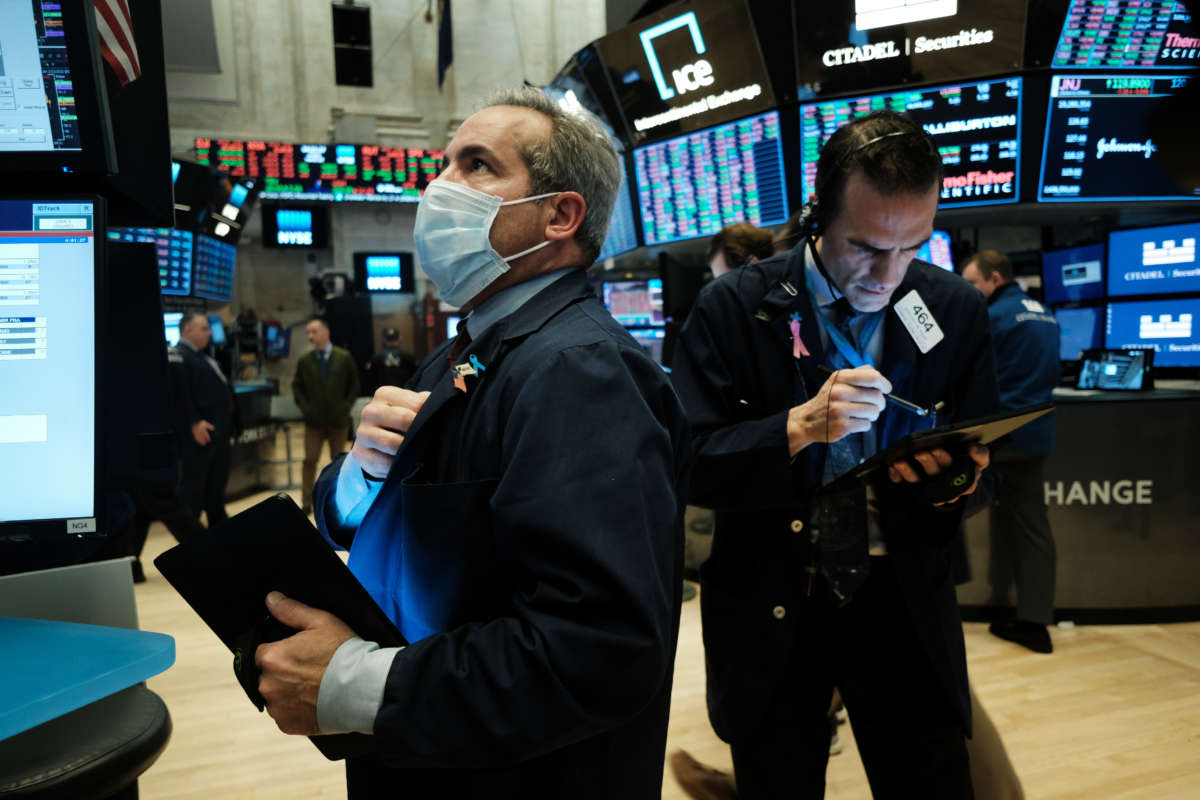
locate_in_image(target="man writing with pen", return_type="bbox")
[669,111,998,799]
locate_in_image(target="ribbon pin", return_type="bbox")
[789,312,811,358]
[468,354,487,373]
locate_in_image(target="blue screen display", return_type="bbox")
[207,315,226,345]
[1108,221,1200,297]
[107,227,194,296]
[598,156,639,260]
[1055,305,1103,360]
[1043,243,1106,304]
[916,230,953,270]
[1106,297,1200,367]
[228,183,249,208]
[275,209,314,246]
[366,255,403,291]
[193,234,237,302]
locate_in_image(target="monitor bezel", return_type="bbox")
[1041,241,1108,305]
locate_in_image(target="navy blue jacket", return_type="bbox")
[670,247,999,740]
[987,283,1060,455]
[169,343,233,448]
[313,270,689,798]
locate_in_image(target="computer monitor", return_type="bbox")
[0,0,115,173]
[1107,221,1200,297]
[603,279,666,327]
[107,227,194,296]
[208,315,227,346]
[916,231,953,270]
[261,204,330,249]
[0,198,102,533]
[1042,243,1106,304]
[633,110,790,246]
[800,76,1023,209]
[1105,297,1200,367]
[1055,305,1103,361]
[192,234,237,302]
[1051,0,1199,69]
[163,311,183,346]
[627,327,666,364]
[263,323,291,359]
[353,252,416,293]
[1076,348,1154,390]
[445,315,462,339]
[1039,74,1200,202]
[597,155,639,260]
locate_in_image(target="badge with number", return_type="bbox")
[893,289,944,354]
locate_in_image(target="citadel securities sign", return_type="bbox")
[822,27,996,66]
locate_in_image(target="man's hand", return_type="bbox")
[886,444,990,505]
[255,591,357,735]
[351,387,431,478]
[787,366,892,457]
[191,419,215,446]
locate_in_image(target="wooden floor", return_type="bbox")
[135,486,1200,799]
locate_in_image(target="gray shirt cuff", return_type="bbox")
[316,636,402,734]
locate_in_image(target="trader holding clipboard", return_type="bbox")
[669,111,1011,798]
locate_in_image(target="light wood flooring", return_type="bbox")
[135,484,1200,799]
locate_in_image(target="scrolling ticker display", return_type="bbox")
[633,109,789,246]
[800,77,1022,208]
[1038,74,1199,202]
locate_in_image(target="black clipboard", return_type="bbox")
[826,402,1055,491]
[154,493,407,761]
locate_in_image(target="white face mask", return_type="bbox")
[413,180,562,308]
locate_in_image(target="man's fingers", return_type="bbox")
[968,444,990,469]
[831,366,893,395]
[911,451,941,476]
[890,459,923,483]
[265,591,325,631]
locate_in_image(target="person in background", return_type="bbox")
[962,250,1061,654]
[363,326,417,395]
[707,222,774,280]
[291,316,359,515]
[171,313,235,529]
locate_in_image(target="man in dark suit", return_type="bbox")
[292,316,360,514]
[171,313,235,528]
[670,111,998,798]
[362,326,416,396]
[251,87,689,798]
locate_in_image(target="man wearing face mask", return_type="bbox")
[670,111,998,798]
[251,87,690,799]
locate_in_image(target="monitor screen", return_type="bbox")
[1039,74,1200,202]
[353,251,416,293]
[1106,297,1200,366]
[603,278,665,326]
[1077,348,1153,389]
[800,76,1022,209]
[262,205,330,249]
[208,314,226,346]
[0,199,98,523]
[1055,305,1104,360]
[193,234,236,302]
[1107,221,1200,296]
[263,324,291,359]
[107,227,194,296]
[1052,0,1199,70]
[598,156,640,260]
[916,230,953,269]
[628,326,666,364]
[194,139,445,203]
[633,109,789,246]
[163,311,183,346]
[1042,243,1106,304]
[445,314,462,339]
[595,0,776,142]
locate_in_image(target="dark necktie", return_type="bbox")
[822,298,865,485]
[318,350,328,381]
[446,319,471,366]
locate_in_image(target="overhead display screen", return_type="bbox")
[799,76,1021,208]
[633,109,789,245]
[1108,221,1200,296]
[1056,305,1104,360]
[791,0,1026,98]
[193,139,444,203]
[595,0,776,143]
[192,234,236,302]
[107,227,194,296]
[1106,297,1200,366]
[1038,74,1200,202]
[1042,242,1107,303]
[1052,0,1199,69]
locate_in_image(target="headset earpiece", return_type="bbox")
[798,201,822,239]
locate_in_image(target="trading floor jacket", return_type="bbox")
[313,269,690,798]
[987,282,1060,455]
[292,344,359,429]
[670,245,1000,741]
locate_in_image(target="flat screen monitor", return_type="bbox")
[262,205,330,249]
[1105,297,1200,366]
[791,0,1027,99]
[1038,74,1200,202]
[194,139,445,203]
[1042,243,1106,304]
[1107,221,1200,296]
[1076,348,1154,389]
[1055,305,1104,360]
[163,311,183,346]
[633,109,790,246]
[353,251,415,293]
[1052,0,1199,70]
[627,326,666,364]
[208,315,226,345]
[800,76,1022,209]
[0,198,100,527]
[193,234,236,302]
[0,0,114,173]
[603,278,665,327]
[916,230,953,270]
[598,156,640,260]
[107,227,194,296]
[594,0,776,143]
[263,323,291,359]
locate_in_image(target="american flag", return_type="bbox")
[94,0,141,86]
